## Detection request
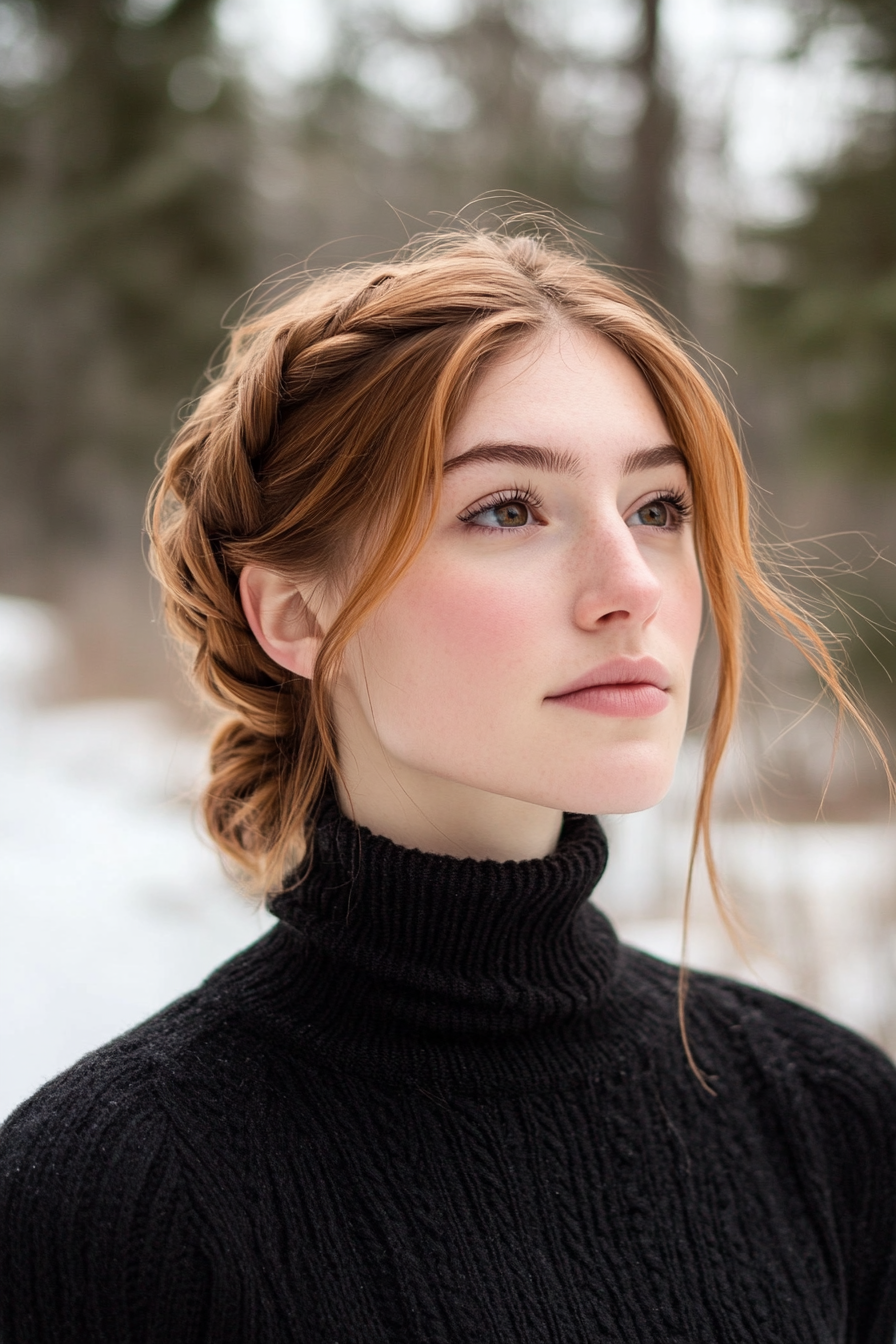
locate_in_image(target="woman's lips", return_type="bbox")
[545,656,672,718]
[549,682,669,717]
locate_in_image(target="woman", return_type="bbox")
[1,229,895,1342]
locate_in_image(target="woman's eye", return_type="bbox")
[469,500,532,528]
[631,500,671,528]
[628,493,690,529]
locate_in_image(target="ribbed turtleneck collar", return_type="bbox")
[268,788,618,1053]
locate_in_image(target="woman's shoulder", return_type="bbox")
[0,980,213,1221]
[0,990,191,1336]
[682,961,896,1331]
[696,961,896,1102]
[619,940,896,1116]
[0,927,307,1338]
[1,925,296,1145]
[620,944,896,1315]
[0,928,308,1221]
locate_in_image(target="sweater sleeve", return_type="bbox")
[811,1039,896,1344]
[757,995,896,1344]
[0,1055,220,1344]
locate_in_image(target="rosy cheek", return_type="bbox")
[375,561,538,690]
[687,565,704,629]
[671,571,704,665]
[672,565,702,620]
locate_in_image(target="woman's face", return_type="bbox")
[331,323,703,828]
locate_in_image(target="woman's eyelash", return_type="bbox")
[459,485,692,528]
[457,486,544,525]
[641,489,692,526]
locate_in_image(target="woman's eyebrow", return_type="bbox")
[443,441,686,477]
[443,442,583,477]
[621,443,688,475]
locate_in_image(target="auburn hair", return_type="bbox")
[148,227,879,1065]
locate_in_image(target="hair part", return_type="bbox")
[147,225,887,1085]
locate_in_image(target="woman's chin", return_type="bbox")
[546,758,680,818]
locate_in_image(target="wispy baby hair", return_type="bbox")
[147,225,875,970]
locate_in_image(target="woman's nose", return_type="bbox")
[572,520,663,631]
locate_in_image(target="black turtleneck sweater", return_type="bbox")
[2,801,896,1343]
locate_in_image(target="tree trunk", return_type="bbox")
[623,0,680,303]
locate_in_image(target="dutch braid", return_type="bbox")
[147,247,538,887]
[147,227,881,925]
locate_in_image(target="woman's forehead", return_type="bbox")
[444,328,672,476]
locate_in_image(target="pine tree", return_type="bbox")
[0,0,251,563]
[739,0,896,475]
[266,0,678,298]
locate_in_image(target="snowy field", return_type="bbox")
[0,597,274,1120]
[1,594,894,1121]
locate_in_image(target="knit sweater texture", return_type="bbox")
[2,797,896,1343]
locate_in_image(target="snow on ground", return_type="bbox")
[0,597,273,1120]
[1,595,894,1121]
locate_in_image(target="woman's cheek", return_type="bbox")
[678,563,704,654]
[375,563,543,698]
[656,550,702,654]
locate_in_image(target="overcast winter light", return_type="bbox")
[666,0,896,226]
[3,0,896,1133]
[216,0,334,89]
[216,0,894,236]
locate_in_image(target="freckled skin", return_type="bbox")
[325,325,704,857]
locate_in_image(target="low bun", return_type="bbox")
[149,440,322,884]
[205,712,305,871]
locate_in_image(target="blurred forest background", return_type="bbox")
[0,0,894,768]
[3,0,896,1112]
[1,0,895,815]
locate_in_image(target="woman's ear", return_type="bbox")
[239,565,325,681]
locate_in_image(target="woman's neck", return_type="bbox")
[334,753,564,862]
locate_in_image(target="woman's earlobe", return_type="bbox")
[239,565,324,680]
